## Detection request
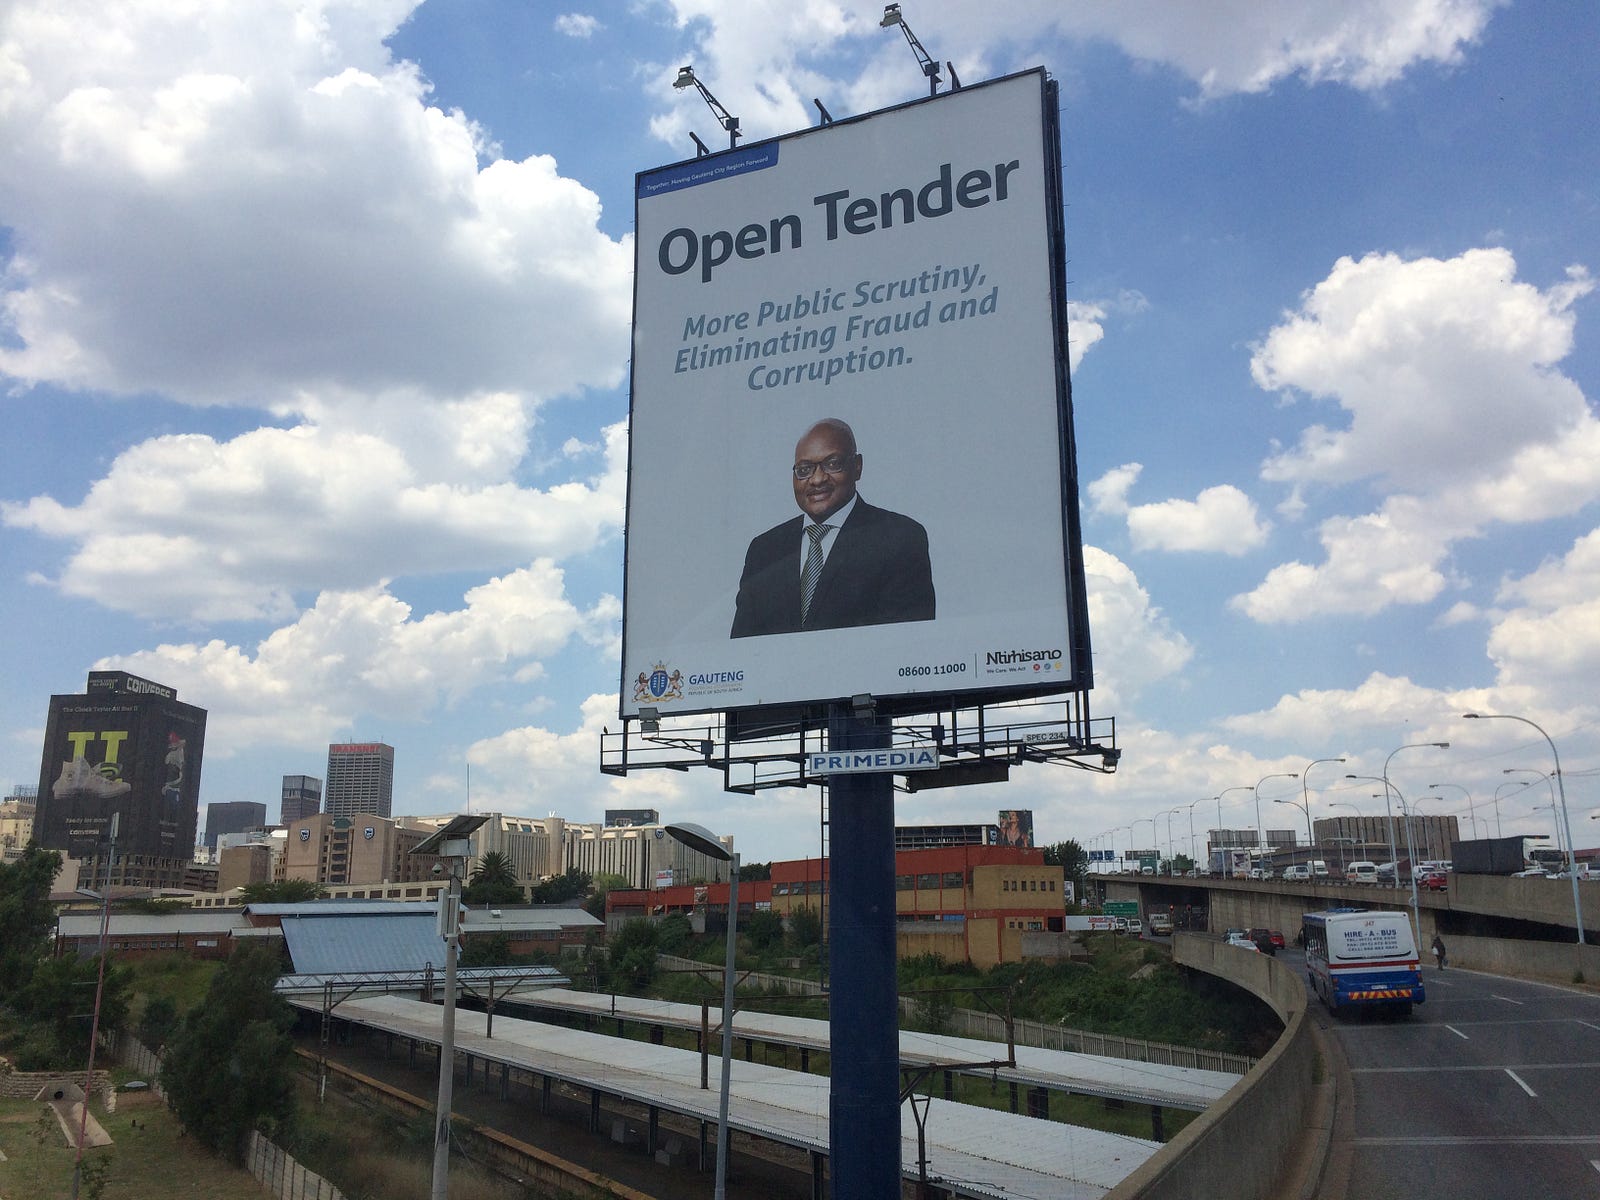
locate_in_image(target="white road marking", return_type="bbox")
[1355,1135,1600,1146]
[1505,1068,1537,1097]
[1578,1021,1600,1033]
[1591,1159,1600,1175]
[1444,1025,1469,1040]
[1492,995,1525,1005]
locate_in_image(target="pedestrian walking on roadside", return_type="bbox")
[1431,932,1447,971]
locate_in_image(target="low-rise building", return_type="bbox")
[607,844,1066,968]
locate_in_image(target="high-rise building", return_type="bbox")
[34,670,207,890]
[324,743,394,820]
[203,800,267,849]
[280,774,323,824]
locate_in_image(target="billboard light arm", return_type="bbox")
[672,66,741,150]
[880,5,943,96]
[814,98,833,126]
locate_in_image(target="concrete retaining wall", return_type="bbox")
[1103,936,1325,1200]
[1449,933,1600,983]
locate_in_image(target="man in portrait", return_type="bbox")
[731,418,935,638]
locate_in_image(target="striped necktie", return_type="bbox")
[800,523,832,622]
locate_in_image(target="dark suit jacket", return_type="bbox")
[731,498,935,637]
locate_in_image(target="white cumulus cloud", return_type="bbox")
[1235,250,1597,622]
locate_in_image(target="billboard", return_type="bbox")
[997,808,1035,848]
[621,69,1089,719]
[35,680,206,861]
[605,807,662,828]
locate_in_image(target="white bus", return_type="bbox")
[1302,908,1424,1018]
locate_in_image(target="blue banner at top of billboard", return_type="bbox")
[637,142,781,200]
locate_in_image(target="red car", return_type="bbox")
[1417,870,1448,891]
[1269,930,1286,948]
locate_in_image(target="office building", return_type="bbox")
[280,774,322,824]
[34,670,207,890]
[280,813,440,888]
[324,743,394,820]
[203,800,266,849]
[1,786,38,852]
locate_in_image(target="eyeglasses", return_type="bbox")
[792,454,854,480]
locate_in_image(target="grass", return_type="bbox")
[121,952,220,1025]
[285,1076,526,1200]
[0,1093,267,1200]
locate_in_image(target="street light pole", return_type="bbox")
[71,812,117,1200]
[1429,782,1478,839]
[1301,757,1347,866]
[1254,773,1300,869]
[1466,712,1585,945]
[1185,799,1204,869]
[667,822,739,1200]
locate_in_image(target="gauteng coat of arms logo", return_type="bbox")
[633,662,685,703]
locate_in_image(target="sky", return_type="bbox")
[3,0,1598,866]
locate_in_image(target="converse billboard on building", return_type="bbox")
[621,68,1091,718]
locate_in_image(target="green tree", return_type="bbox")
[604,919,660,992]
[787,905,823,949]
[656,912,693,955]
[462,851,524,905]
[238,879,325,904]
[12,953,132,1066]
[1042,839,1090,895]
[0,845,62,1001]
[738,861,771,882]
[137,994,180,1049]
[160,941,296,1162]
[459,930,513,968]
[743,908,785,952]
[584,871,633,919]
[531,868,591,904]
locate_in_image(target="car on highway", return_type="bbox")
[1248,927,1277,955]
[1269,930,1286,948]
[1282,864,1312,881]
[1347,861,1380,884]
[1417,870,1448,891]
[1224,932,1260,951]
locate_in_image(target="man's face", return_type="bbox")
[792,425,862,522]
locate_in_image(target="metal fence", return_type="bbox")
[654,953,1252,1074]
[246,1130,347,1200]
[920,1006,1253,1074]
[106,1032,345,1199]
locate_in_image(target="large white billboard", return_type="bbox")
[621,69,1086,719]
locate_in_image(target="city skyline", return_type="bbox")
[1,2,1596,864]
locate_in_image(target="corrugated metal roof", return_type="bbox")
[507,989,1237,1110]
[57,911,247,938]
[295,994,1159,1199]
[279,913,447,974]
[247,900,420,916]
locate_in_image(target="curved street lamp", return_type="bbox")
[666,822,740,1199]
[1254,773,1300,866]
[1466,712,1585,945]
[1300,757,1347,860]
[1507,767,1565,868]
[1428,782,1479,839]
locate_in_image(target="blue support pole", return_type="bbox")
[826,704,901,1198]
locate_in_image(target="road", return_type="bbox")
[1292,947,1600,1199]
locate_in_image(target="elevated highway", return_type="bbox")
[1095,870,1600,954]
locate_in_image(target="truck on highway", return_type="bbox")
[1452,835,1550,875]
[1147,911,1173,935]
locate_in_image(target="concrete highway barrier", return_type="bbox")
[1103,934,1330,1200]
